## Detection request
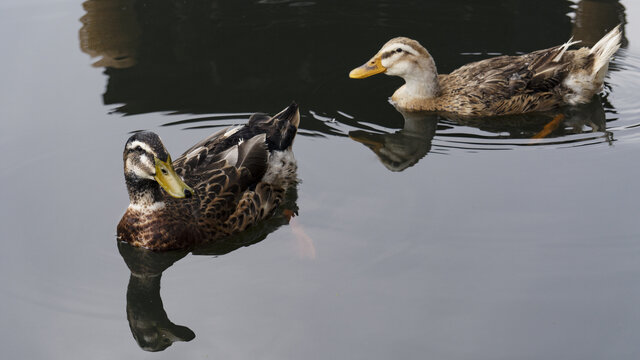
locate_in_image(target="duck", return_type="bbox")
[117,103,300,251]
[349,26,622,116]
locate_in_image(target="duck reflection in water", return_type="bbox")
[118,243,192,352]
[349,97,610,172]
[349,110,438,172]
[117,188,298,352]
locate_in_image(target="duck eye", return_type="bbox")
[396,48,403,53]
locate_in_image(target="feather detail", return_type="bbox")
[352,27,621,116]
[235,134,268,179]
[118,103,300,250]
[589,25,622,76]
[552,38,581,62]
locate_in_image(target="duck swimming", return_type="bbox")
[349,26,621,116]
[117,103,300,250]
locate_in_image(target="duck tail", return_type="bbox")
[552,37,581,62]
[248,102,300,151]
[589,25,622,80]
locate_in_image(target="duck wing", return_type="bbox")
[443,41,584,114]
[451,40,583,95]
[176,131,268,181]
[174,124,268,174]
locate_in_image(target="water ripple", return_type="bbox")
[606,48,640,143]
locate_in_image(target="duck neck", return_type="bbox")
[396,56,440,100]
[125,175,165,210]
[404,55,440,99]
[404,74,439,98]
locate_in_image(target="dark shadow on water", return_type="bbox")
[78,0,576,121]
[78,0,628,146]
[117,188,298,352]
[572,0,627,47]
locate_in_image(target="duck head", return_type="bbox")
[123,131,194,208]
[349,37,440,99]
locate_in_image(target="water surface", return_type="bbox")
[1,0,640,359]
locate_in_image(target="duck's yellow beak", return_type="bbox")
[154,156,194,198]
[349,56,386,79]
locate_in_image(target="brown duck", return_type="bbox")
[350,26,621,116]
[117,103,300,250]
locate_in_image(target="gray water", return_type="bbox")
[1,0,640,359]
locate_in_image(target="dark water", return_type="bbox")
[2,0,640,358]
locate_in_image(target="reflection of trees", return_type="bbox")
[572,0,627,47]
[79,0,621,153]
[118,188,298,352]
[79,0,140,68]
[78,0,575,119]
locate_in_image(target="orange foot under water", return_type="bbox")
[531,114,565,141]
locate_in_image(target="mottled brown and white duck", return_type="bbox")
[350,26,621,116]
[117,103,300,250]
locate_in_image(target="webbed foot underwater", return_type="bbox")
[117,103,300,250]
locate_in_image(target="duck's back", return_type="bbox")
[436,46,580,115]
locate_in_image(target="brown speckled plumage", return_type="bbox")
[395,46,587,115]
[117,103,300,250]
[351,26,622,116]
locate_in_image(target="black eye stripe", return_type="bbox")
[382,47,406,60]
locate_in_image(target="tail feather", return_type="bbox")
[590,25,622,76]
[247,102,300,151]
[552,37,581,62]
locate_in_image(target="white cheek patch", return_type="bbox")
[139,154,153,168]
[126,157,155,180]
[381,54,394,68]
[383,58,415,76]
